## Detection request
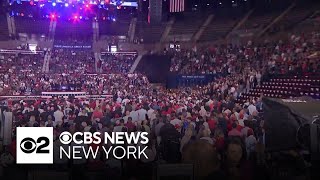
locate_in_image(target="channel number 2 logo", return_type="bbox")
[16,127,53,164]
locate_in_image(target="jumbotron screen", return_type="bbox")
[10,0,138,7]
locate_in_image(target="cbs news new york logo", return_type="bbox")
[16,127,53,164]
[16,127,150,164]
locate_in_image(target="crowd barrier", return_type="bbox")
[0,92,113,100]
[0,49,44,54]
[101,51,137,55]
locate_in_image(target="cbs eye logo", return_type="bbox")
[59,132,72,144]
[20,137,50,154]
[16,127,53,164]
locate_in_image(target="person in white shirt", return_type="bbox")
[199,106,207,117]
[45,116,57,127]
[248,102,257,115]
[122,98,130,105]
[129,109,139,123]
[137,107,147,121]
[54,108,64,123]
[256,71,262,86]
[78,109,88,117]
[170,114,182,127]
[116,97,122,104]
[147,107,156,121]
[38,108,44,114]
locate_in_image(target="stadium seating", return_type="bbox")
[169,13,205,37]
[239,75,320,101]
[199,17,239,41]
[239,11,280,31]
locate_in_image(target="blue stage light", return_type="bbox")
[65,3,69,7]
[52,2,56,6]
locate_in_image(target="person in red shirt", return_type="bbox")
[91,107,103,121]
[89,100,96,110]
[207,117,216,131]
[125,117,136,132]
[228,122,242,137]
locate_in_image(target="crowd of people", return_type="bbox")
[98,54,137,74]
[0,31,319,180]
[0,48,140,95]
[50,48,95,74]
[2,86,268,179]
[0,53,44,95]
[169,31,320,80]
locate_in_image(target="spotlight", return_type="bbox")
[52,2,56,6]
[65,3,69,7]
[79,16,83,19]
[85,4,89,8]
[50,14,56,19]
[112,18,116,22]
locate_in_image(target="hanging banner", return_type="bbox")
[53,45,92,49]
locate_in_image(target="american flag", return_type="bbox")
[170,0,185,13]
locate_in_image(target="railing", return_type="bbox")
[0,49,44,54]
[101,51,137,55]
[0,92,113,100]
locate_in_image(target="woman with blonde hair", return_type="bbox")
[199,127,213,145]
[180,127,193,152]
